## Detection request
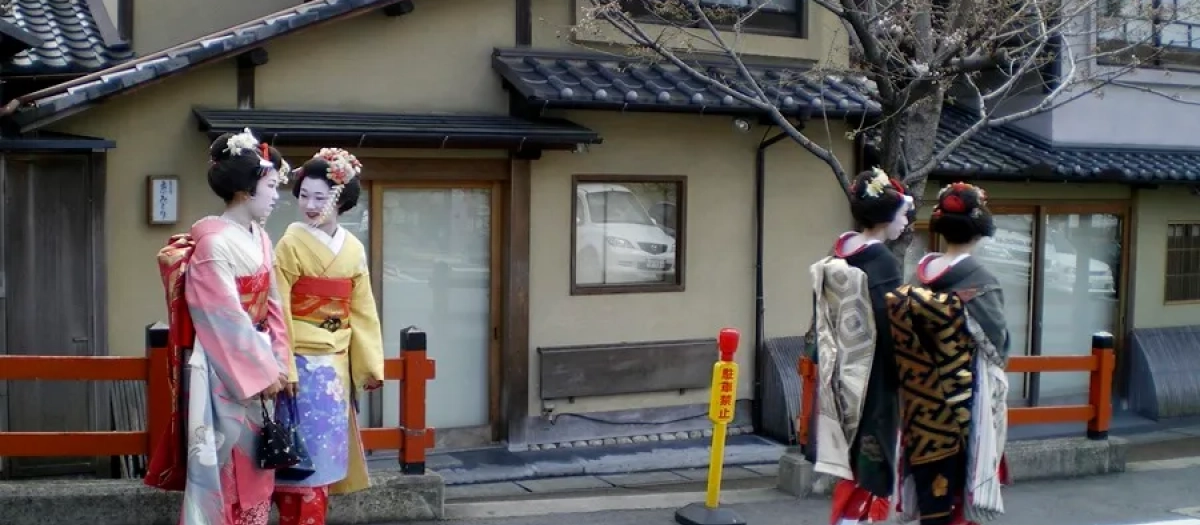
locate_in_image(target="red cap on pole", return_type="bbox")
[718,328,740,362]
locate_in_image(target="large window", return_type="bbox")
[1100,0,1200,66]
[620,0,805,36]
[571,175,686,294]
[1166,222,1200,302]
[908,204,1128,405]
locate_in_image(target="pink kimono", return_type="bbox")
[180,216,290,525]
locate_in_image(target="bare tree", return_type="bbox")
[570,0,1183,251]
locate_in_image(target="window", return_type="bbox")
[918,203,1127,404]
[620,0,804,37]
[1099,0,1200,66]
[571,175,686,294]
[1166,222,1200,302]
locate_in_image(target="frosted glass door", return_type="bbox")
[975,214,1035,402]
[379,187,492,430]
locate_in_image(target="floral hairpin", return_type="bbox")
[225,128,259,157]
[256,143,290,184]
[863,166,906,198]
[935,181,987,216]
[310,148,364,223]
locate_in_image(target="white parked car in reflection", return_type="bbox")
[575,183,676,285]
[976,216,1116,295]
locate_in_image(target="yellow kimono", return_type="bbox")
[274,223,384,495]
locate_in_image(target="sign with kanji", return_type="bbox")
[708,361,739,424]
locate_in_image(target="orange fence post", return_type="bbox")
[399,326,436,475]
[1087,331,1115,440]
[797,356,816,452]
[145,324,173,456]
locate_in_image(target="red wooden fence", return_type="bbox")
[0,324,436,474]
[798,332,1116,447]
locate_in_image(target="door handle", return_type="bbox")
[72,337,89,343]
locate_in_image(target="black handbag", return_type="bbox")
[276,394,317,481]
[256,396,301,470]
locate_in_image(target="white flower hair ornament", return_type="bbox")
[224,128,260,157]
[311,148,364,223]
[864,167,891,198]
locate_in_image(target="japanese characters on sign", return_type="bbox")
[147,175,179,225]
[708,361,739,425]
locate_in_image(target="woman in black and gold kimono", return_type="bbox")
[887,182,1011,525]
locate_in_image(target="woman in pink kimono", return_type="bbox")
[180,129,293,525]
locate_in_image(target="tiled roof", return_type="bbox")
[874,106,1200,184]
[3,0,134,75]
[11,0,403,130]
[492,48,880,118]
[193,108,603,151]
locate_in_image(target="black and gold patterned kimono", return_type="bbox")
[886,255,1009,525]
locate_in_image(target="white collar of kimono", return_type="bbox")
[301,222,346,253]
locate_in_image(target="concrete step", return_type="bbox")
[445,482,790,520]
[445,463,778,502]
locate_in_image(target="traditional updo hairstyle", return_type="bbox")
[291,157,362,215]
[206,129,286,204]
[929,182,996,245]
[849,168,912,230]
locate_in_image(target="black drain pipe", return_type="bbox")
[752,128,790,433]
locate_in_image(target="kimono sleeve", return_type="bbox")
[184,234,281,400]
[273,237,301,383]
[967,287,1010,361]
[348,252,385,388]
[265,241,294,381]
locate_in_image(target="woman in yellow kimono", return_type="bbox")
[270,148,384,524]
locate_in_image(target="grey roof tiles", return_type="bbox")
[492,47,880,117]
[12,0,401,128]
[3,0,133,75]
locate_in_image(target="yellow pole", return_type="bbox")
[674,328,746,525]
[702,329,740,510]
[704,419,728,508]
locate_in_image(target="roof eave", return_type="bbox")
[201,129,600,150]
[517,96,875,119]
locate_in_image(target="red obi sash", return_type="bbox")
[290,276,353,332]
[237,271,271,330]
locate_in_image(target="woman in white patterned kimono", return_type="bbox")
[271,149,384,524]
[178,129,293,525]
[811,168,914,525]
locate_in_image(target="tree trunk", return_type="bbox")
[885,90,946,262]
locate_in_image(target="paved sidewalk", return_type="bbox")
[401,458,1200,525]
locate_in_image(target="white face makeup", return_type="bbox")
[297,176,334,226]
[885,197,914,241]
[245,169,281,222]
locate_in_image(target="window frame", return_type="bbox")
[569,174,688,296]
[913,199,1132,403]
[619,0,808,38]
[1164,221,1200,304]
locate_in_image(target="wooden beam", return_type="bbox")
[0,356,148,381]
[236,48,268,110]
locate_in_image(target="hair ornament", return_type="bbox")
[311,148,364,223]
[225,128,260,157]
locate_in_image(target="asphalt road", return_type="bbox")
[400,462,1200,525]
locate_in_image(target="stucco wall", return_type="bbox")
[527,111,853,415]
[132,0,298,56]
[51,63,239,357]
[530,0,849,66]
[256,0,512,114]
[1131,187,1200,328]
